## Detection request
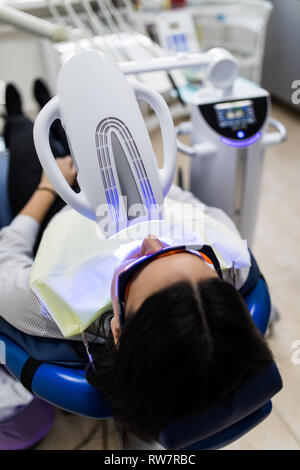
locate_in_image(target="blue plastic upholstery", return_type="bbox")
[0,152,12,229]
[158,362,281,449]
[246,277,271,335]
[182,401,272,450]
[1,334,112,419]
[0,316,86,368]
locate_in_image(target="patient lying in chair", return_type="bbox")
[0,83,273,442]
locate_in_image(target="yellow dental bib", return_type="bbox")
[30,197,250,338]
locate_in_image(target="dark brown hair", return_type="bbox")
[87,278,273,442]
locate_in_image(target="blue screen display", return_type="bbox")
[214,100,256,129]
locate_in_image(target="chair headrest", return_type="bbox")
[158,361,282,449]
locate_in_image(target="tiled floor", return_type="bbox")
[36,412,119,450]
[230,101,300,450]
[36,100,300,450]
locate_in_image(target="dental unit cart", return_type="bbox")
[176,78,287,247]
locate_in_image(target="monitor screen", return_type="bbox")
[214,100,256,130]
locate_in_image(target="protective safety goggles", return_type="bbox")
[116,244,223,328]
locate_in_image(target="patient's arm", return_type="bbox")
[20,156,76,224]
[19,187,56,224]
[0,156,77,337]
[0,213,64,337]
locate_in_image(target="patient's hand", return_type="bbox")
[19,157,77,224]
[40,156,77,190]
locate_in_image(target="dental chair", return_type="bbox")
[0,151,282,450]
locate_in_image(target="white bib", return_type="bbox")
[30,196,250,338]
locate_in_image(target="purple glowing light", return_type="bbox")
[220,132,262,148]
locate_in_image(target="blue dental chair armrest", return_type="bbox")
[0,150,12,229]
[245,277,271,335]
[0,334,112,419]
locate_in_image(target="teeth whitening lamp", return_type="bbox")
[34,50,177,237]
[33,48,236,237]
[34,48,286,243]
[33,48,240,237]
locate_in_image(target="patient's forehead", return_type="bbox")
[125,252,217,314]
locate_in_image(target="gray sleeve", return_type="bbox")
[0,215,64,338]
[0,214,39,277]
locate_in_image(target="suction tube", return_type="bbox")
[0,5,69,42]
